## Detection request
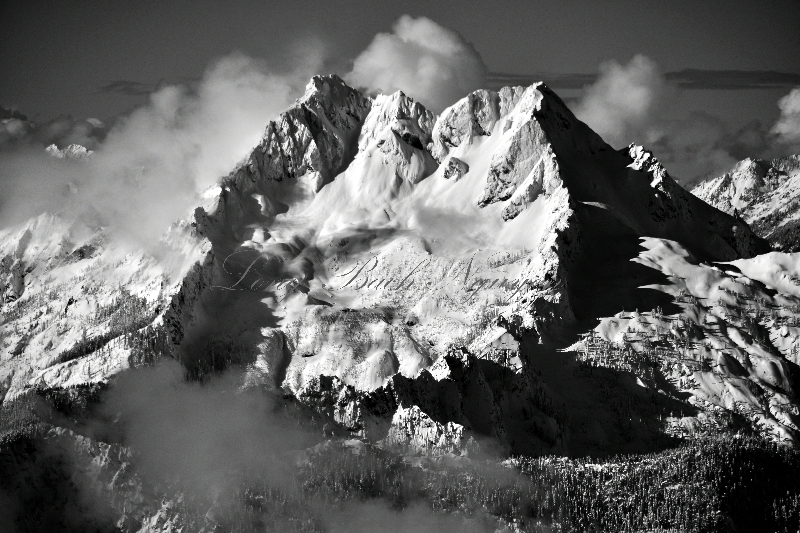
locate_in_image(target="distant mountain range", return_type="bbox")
[691,155,800,252]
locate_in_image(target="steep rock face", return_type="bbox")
[359,91,436,151]
[196,74,372,244]
[691,155,800,251]
[383,404,467,455]
[420,83,765,324]
[430,87,528,163]
[431,85,578,219]
[171,79,445,384]
[299,90,441,224]
[621,145,765,259]
[692,158,786,214]
[293,350,563,456]
[443,157,469,181]
[166,75,374,375]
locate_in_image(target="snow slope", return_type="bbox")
[570,237,800,444]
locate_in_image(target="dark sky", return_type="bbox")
[2,0,799,125]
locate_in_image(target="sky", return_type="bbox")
[1,0,798,121]
[1,0,800,191]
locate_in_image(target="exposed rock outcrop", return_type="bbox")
[443,156,469,181]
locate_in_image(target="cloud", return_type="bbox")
[0,114,105,150]
[98,80,161,96]
[0,118,34,146]
[725,119,772,160]
[80,360,500,531]
[37,116,106,148]
[571,56,800,183]
[346,15,487,113]
[573,55,672,149]
[647,111,740,184]
[666,69,800,90]
[771,87,800,151]
[99,360,311,492]
[0,50,324,243]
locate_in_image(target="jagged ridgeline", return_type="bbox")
[2,75,800,531]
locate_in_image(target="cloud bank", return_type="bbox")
[100,360,310,491]
[0,113,106,150]
[90,361,495,532]
[486,69,800,92]
[346,15,487,113]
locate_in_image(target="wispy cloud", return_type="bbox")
[98,78,200,97]
[98,80,159,96]
[667,69,800,90]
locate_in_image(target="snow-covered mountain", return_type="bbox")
[7,73,800,531]
[691,155,800,251]
[2,73,796,462]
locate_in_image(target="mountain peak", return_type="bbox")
[301,74,356,105]
[358,90,436,149]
